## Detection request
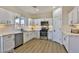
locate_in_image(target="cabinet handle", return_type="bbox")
[7,35,12,38]
[64,37,66,40]
[64,36,67,40]
[54,30,55,32]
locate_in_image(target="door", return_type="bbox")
[53,8,62,44]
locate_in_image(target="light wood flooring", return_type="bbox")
[15,38,67,53]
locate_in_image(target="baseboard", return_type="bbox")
[14,44,23,49]
[63,45,68,53]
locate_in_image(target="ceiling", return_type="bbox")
[0,6,53,18]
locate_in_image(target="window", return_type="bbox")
[21,19,25,25]
[14,17,27,26]
[15,17,20,24]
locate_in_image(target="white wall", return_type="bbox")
[0,8,20,24]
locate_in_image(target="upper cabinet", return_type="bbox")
[68,7,79,25]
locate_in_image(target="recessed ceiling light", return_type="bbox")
[53,6,56,9]
[36,8,39,12]
[32,6,39,12]
[32,6,37,8]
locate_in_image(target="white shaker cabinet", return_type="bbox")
[48,31,53,41]
[63,34,69,51]
[69,36,79,53]
[63,34,79,53]
[32,31,37,39]
[0,34,15,53]
[23,31,40,43]
[68,7,79,25]
[29,31,34,39]
[68,10,73,25]
[23,32,30,43]
[3,35,15,52]
[36,31,40,38]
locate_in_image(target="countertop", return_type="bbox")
[0,30,21,36]
[0,25,22,36]
[62,25,79,36]
[62,31,79,36]
[0,24,53,36]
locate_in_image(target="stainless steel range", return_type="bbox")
[40,21,49,39]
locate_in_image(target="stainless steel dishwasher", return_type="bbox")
[14,33,23,48]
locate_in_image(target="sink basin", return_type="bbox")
[71,29,79,34]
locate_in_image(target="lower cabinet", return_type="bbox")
[69,36,79,53]
[0,34,15,53]
[35,31,40,38]
[23,32,30,43]
[23,31,40,43]
[63,35,69,52]
[63,34,79,53]
[33,31,39,39]
[48,31,53,40]
[30,31,34,39]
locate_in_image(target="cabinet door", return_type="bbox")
[0,37,1,52]
[34,31,38,38]
[3,35,15,52]
[23,32,29,43]
[32,31,35,38]
[72,7,78,24]
[68,7,78,25]
[48,31,53,40]
[69,36,79,53]
[63,35,69,51]
[68,10,73,25]
[77,7,79,23]
[34,31,40,38]
[37,31,40,38]
[29,32,31,40]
